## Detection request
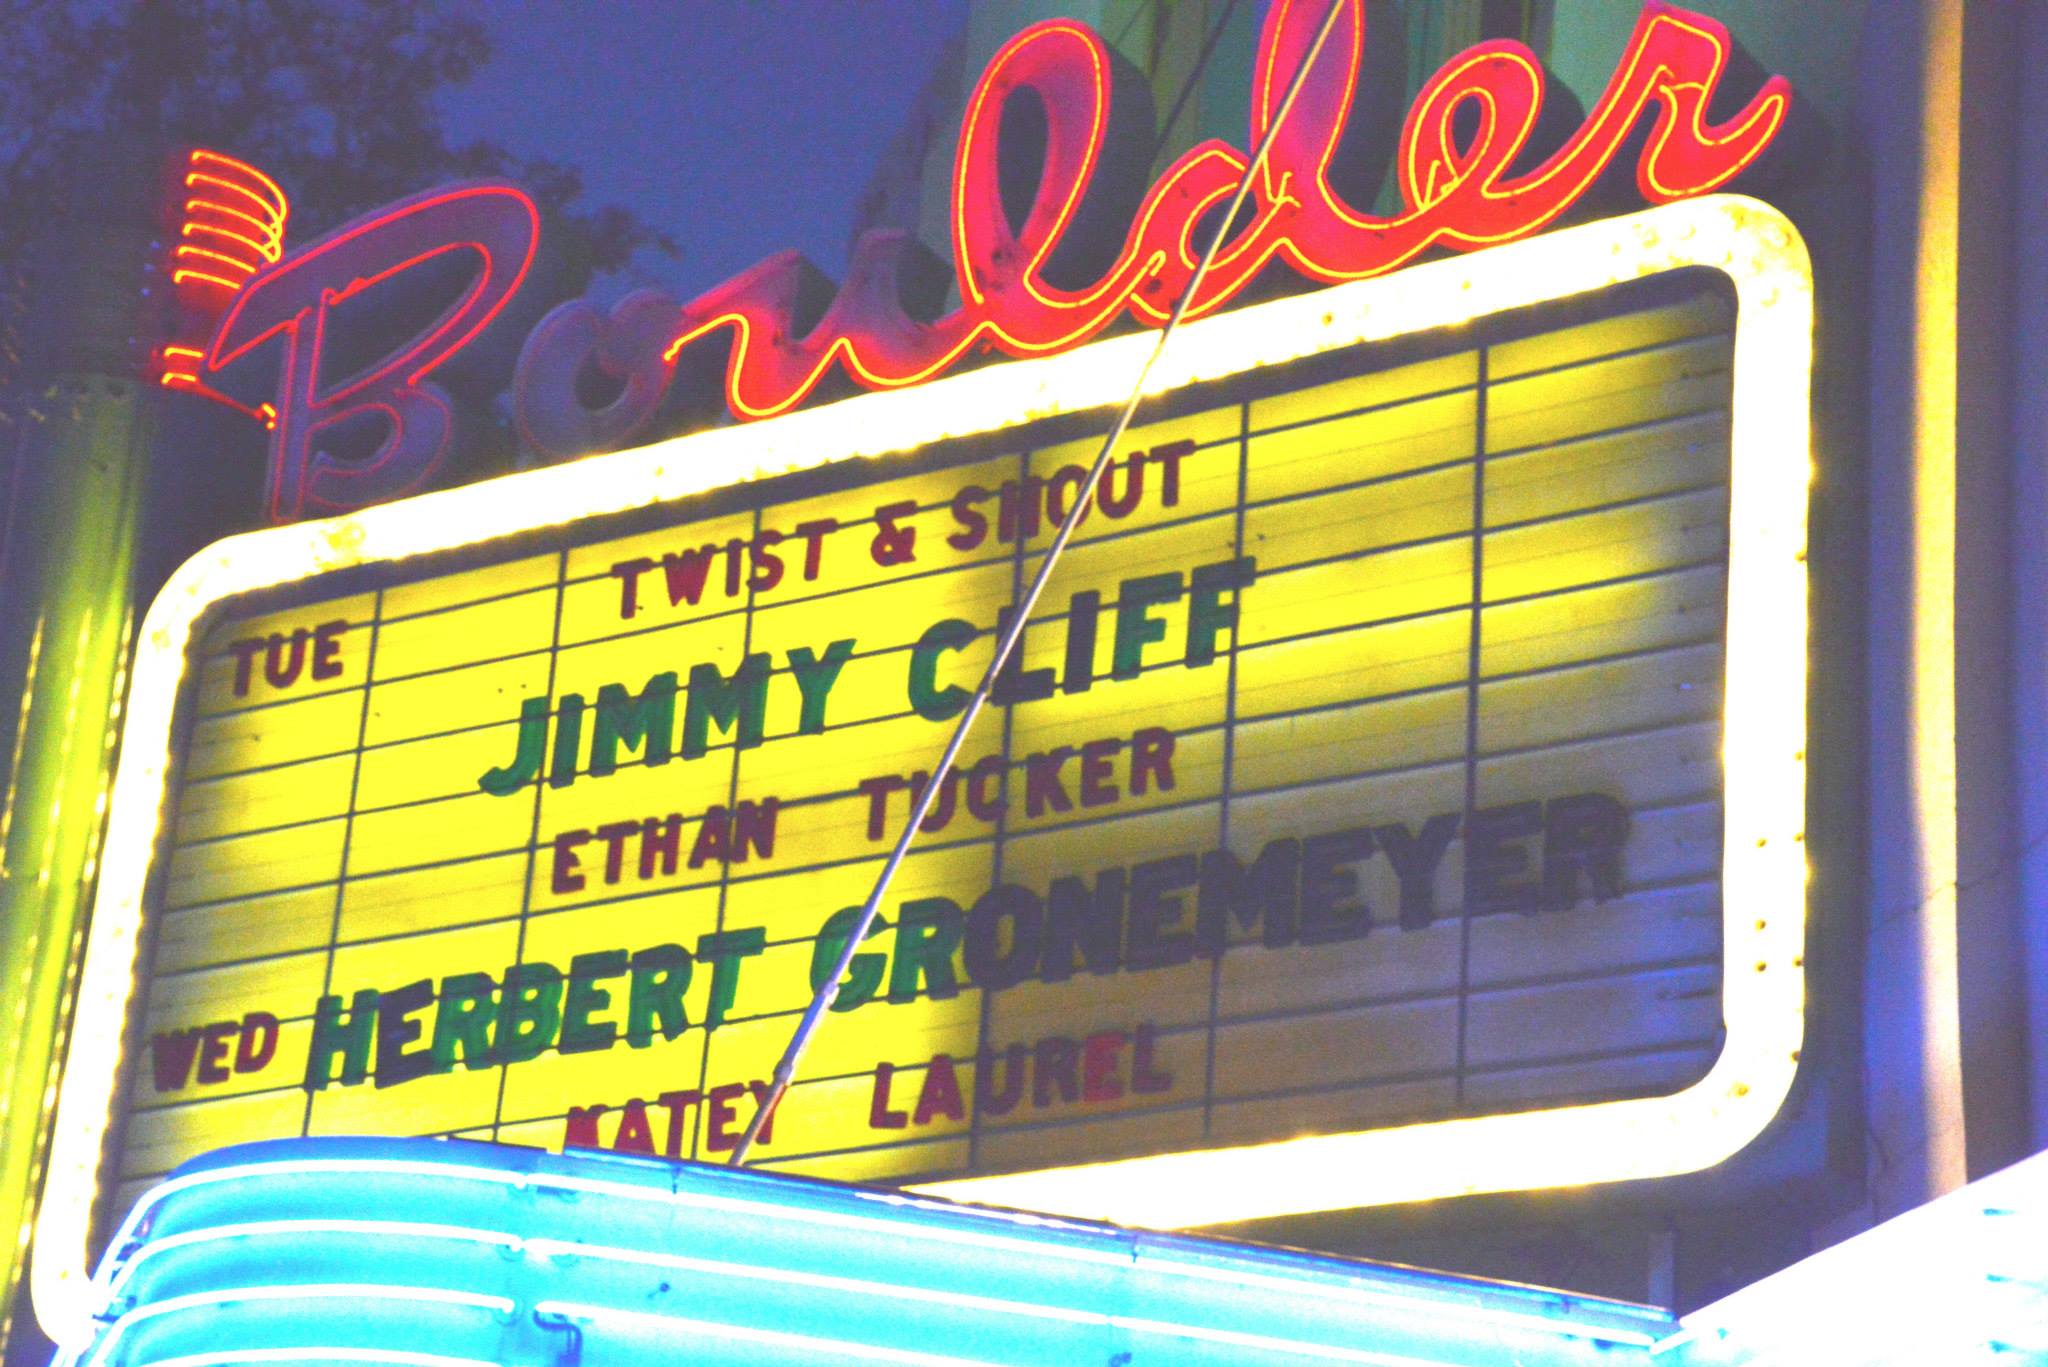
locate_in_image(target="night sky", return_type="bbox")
[436,2,970,300]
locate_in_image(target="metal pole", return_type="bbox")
[731,0,1350,1165]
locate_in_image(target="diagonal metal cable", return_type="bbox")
[731,0,1348,1166]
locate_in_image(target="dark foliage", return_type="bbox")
[0,0,676,260]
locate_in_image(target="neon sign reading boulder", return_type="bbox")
[211,0,1790,519]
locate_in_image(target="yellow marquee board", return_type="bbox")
[36,198,1812,1328]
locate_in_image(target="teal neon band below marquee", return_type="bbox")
[65,1136,1682,1367]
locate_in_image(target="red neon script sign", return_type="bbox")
[211,0,1789,517]
[514,0,1789,457]
[210,184,539,521]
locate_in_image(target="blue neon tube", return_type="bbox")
[61,1136,1677,1367]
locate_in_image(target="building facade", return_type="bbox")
[3,1,2045,1362]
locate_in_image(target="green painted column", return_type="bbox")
[0,372,150,1357]
[0,139,168,1356]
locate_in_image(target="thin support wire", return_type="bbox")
[730,0,1350,1166]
